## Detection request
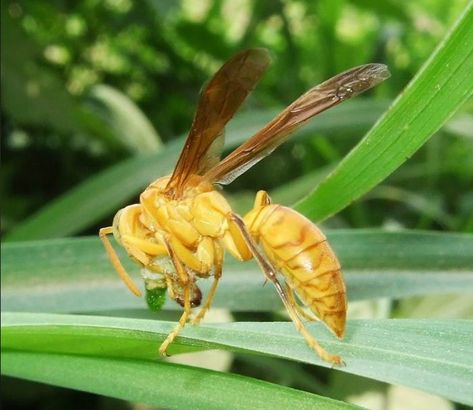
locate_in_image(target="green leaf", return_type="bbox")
[87,84,162,154]
[2,231,472,313]
[296,3,473,221]
[1,352,356,410]
[2,313,472,405]
[2,353,352,410]
[6,99,389,241]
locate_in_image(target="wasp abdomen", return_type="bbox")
[246,205,347,338]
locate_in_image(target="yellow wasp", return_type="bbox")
[100,49,390,364]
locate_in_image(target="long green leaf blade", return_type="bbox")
[1,351,356,410]
[2,231,472,313]
[296,3,473,221]
[2,313,472,405]
[87,84,163,154]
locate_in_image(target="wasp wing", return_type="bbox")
[166,48,271,196]
[204,64,390,185]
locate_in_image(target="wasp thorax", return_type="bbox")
[147,174,213,198]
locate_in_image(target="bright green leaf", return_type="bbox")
[1,351,356,410]
[2,351,358,409]
[2,231,472,313]
[2,313,472,405]
[296,4,473,221]
[87,84,162,154]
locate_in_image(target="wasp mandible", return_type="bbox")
[100,49,390,364]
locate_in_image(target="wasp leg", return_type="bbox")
[191,243,224,325]
[159,282,191,357]
[163,240,189,286]
[121,235,167,257]
[286,283,320,322]
[228,213,343,366]
[99,227,142,297]
[159,242,191,357]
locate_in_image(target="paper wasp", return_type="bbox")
[100,49,390,364]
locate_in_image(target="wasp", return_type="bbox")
[100,49,390,364]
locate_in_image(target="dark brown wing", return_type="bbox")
[204,64,390,185]
[166,48,271,196]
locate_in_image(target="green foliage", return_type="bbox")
[3,231,473,313]
[2,313,472,405]
[296,3,473,221]
[1,0,472,409]
[2,350,359,410]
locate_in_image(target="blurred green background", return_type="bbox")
[2,0,472,238]
[1,0,472,409]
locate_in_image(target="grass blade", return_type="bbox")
[1,351,357,410]
[2,231,472,313]
[87,84,163,154]
[2,313,472,405]
[296,3,473,221]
